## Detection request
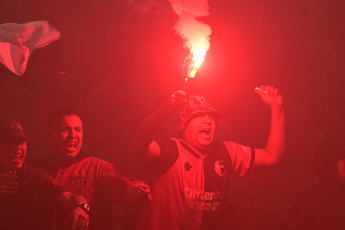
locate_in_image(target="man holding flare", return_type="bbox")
[132,85,285,230]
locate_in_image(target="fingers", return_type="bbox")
[254,85,283,106]
[64,208,89,230]
[0,185,18,195]
[170,90,186,109]
[161,90,187,113]
[135,186,150,199]
[171,90,186,98]
[255,85,281,97]
[130,183,150,199]
[254,85,279,95]
[0,173,18,195]
[76,215,89,230]
[133,188,152,207]
[128,180,152,206]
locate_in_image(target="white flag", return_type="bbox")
[0,21,61,76]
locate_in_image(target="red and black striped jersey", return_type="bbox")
[139,138,255,230]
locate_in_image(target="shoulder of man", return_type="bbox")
[18,163,64,193]
[18,162,48,179]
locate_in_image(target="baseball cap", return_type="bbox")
[179,95,221,133]
[0,119,27,142]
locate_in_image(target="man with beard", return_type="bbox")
[132,85,285,230]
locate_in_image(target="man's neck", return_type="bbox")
[52,150,79,167]
[181,139,208,157]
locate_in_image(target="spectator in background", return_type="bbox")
[41,108,151,230]
[0,119,89,230]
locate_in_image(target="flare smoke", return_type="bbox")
[168,0,212,57]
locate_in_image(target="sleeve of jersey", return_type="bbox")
[224,141,255,176]
[151,138,179,174]
[95,159,131,203]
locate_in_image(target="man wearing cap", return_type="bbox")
[42,108,152,230]
[0,119,89,230]
[132,85,285,230]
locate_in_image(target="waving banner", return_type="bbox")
[0,21,61,76]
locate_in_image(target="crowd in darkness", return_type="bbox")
[1,87,344,230]
[1,1,345,230]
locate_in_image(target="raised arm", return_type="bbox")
[132,90,186,161]
[96,160,152,207]
[254,85,285,166]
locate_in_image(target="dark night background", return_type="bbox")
[1,0,345,227]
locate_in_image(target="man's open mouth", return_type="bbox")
[199,128,211,135]
[66,142,77,147]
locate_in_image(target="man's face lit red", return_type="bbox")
[183,114,217,152]
[49,114,83,159]
[0,139,27,171]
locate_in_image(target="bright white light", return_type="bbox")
[192,48,206,68]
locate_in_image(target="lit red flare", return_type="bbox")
[167,0,212,82]
[186,47,207,81]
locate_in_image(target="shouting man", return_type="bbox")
[132,85,285,230]
[42,108,151,230]
[0,119,89,230]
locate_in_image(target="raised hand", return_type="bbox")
[170,90,187,110]
[160,90,187,113]
[254,85,283,107]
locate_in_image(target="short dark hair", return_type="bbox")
[48,107,82,131]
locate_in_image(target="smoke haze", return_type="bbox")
[168,0,212,54]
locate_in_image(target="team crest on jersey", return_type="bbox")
[214,160,226,176]
[71,176,85,193]
[184,162,192,171]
